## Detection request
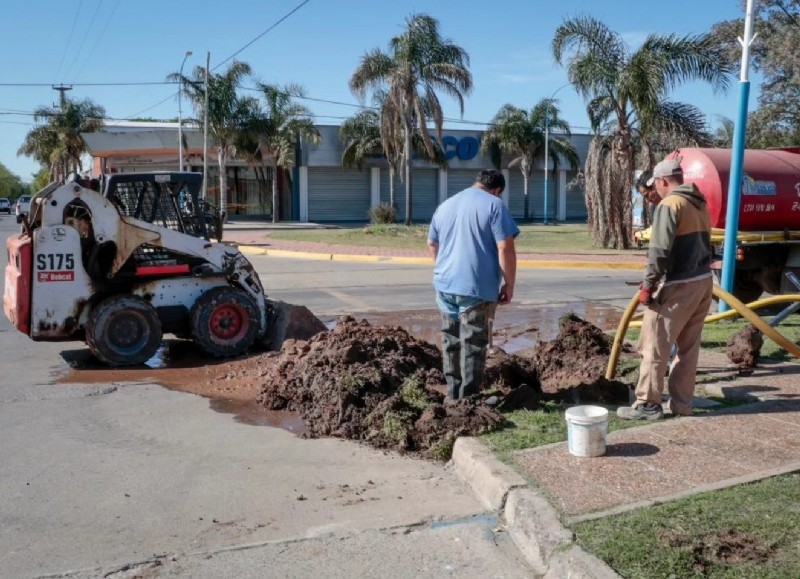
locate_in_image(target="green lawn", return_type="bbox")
[574,473,800,578]
[266,223,642,254]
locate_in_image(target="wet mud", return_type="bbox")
[54,303,629,459]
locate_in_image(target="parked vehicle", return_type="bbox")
[15,195,32,223]
[0,198,10,214]
[4,172,277,366]
[658,147,800,303]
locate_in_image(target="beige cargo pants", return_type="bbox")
[634,276,713,415]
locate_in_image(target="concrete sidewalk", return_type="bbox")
[221,220,648,270]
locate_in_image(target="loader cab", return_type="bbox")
[103,172,221,241]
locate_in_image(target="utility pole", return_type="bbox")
[719,0,757,313]
[52,84,72,108]
[52,85,73,180]
[202,52,210,201]
[543,83,570,225]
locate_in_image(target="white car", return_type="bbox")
[15,195,31,223]
[0,198,11,214]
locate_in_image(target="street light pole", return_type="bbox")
[178,50,193,172]
[543,83,570,225]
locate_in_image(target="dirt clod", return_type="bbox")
[727,325,763,369]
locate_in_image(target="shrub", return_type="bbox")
[368,203,397,224]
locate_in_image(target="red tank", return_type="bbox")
[671,148,800,231]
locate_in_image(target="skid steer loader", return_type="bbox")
[4,172,273,366]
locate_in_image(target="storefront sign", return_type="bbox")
[436,136,480,161]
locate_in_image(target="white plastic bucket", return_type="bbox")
[565,405,608,457]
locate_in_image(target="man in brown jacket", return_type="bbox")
[618,158,713,420]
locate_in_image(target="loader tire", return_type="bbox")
[190,286,258,357]
[86,295,162,366]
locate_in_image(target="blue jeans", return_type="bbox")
[436,292,497,400]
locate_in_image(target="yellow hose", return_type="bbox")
[629,294,800,326]
[605,287,800,380]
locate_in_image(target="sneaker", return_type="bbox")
[616,403,664,421]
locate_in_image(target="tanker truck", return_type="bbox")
[656,147,800,303]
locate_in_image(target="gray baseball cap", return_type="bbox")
[646,159,683,186]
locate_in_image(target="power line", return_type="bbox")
[63,0,105,81]
[74,0,122,80]
[123,91,179,119]
[0,78,596,131]
[0,81,173,87]
[213,0,312,71]
[54,0,85,81]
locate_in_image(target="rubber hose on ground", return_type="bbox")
[629,294,800,325]
[605,287,800,380]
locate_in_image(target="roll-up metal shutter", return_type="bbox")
[410,169,438,222]
[508,171,547,220]
[307,167,371,221]
[388,169,438,222]
[445,169,478,198]
[565,170,588,221]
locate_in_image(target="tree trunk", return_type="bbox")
[523,171,529,221]
[584,133,633,250]
[272,162,279,224]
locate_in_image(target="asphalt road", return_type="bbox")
[0,216,637,578]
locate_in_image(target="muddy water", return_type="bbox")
[349,301,622,354]
[53,301,622,429]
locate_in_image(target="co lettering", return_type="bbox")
[435,136,480,161]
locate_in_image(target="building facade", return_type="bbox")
[84,122,591,223]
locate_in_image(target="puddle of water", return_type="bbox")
[209,398,308,433]
[429,513,499,530]
[343,301,622,354]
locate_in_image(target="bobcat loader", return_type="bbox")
[4,172,273,366]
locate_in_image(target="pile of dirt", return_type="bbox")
[256,312,629,458]
[257,316,504,459]
[529,313,629,404]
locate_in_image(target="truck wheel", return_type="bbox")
[190,286,258,357]
[86,295,162,366]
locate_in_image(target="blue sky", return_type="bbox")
[1,0,756,180]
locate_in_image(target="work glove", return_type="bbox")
[638,284,654,306]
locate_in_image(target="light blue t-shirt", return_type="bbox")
[428,187,520,302]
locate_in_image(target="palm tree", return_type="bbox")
[339,106,446,214]
[18,97,105,181]
[481,100,579,221]
[552,16,732,248]
[350,13,472,225]
[714,116,735,148]
[170,60,257,220]
[255,83,320,223]
[339,109,382,170]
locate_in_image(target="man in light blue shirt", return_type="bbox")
[427,169,519,401]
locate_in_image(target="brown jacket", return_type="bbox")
[643,183,712,290]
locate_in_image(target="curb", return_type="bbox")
[235,244,645,270]
[451,437,621,578]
